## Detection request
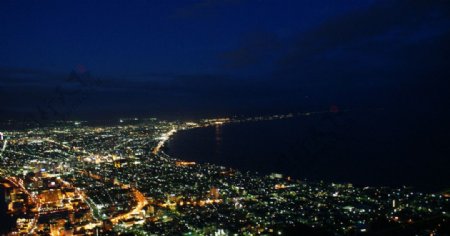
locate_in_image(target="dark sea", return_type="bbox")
[167,110,450,193]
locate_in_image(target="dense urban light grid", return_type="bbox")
[0,115,448,235]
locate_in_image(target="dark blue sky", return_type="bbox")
[1,0,450,121]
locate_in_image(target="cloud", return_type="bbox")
[260,0,450,91]
[278,0,450,70]
[0,66,291,121]
[218,31,281,69]
[212,1,449,84]
[0,67,60,86]
[2,0,450,120]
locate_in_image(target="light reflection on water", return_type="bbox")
[168,113,449,192]
[214,124,222,158]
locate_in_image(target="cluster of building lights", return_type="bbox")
[0,114,448,235]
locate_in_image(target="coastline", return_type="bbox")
[152,127,177,155]
[162,115,449,193]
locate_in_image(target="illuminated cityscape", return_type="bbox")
[1,0,450,235]
[0,114,448,235]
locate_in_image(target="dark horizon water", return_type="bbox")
[167,110,449,193]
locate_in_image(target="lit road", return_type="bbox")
[4,177,40,234]
[152,128,177,155]
[110,187,148,225]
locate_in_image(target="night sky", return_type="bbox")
[1,0,450,121]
